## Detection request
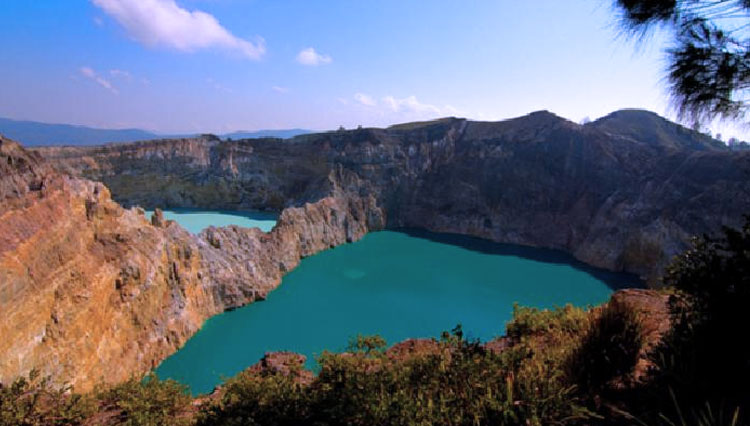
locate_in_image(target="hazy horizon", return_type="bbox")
[1,0,748,139]
[0,108,707,139]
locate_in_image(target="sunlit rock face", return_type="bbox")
[3,108,747,390]
[0,136,384,391]
[38,110,750,283]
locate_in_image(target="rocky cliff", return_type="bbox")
[0,136,384,391]
[38,109,750,282]
[5,108,748,391]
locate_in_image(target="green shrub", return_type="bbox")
[96,374,192,426]
[197,369,308,426]
[567,299,644,392]
[200,327,594,426]
[506,304,589,341]
[615,218,750,425]
[347,334,387,355]
[0,370,93,426]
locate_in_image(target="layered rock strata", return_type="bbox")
[4,108,749,391]
[0,136,384,391]
[38,110,750,282]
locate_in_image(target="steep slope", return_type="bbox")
[0,136,384,391]
[37,110,750,282]
[6,108,747,390]
[588,109,726,151]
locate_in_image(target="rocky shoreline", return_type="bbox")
[2,109,749,390]
[0,137,384,390]
[38,110,750,283]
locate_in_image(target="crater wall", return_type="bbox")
[38,111,750,282]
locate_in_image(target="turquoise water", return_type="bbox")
[144,208,277,233]
[154,222,638,395]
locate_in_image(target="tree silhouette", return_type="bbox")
[614,0,750,125]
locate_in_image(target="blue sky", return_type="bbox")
[0,0,744,138]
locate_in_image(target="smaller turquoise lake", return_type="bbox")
[144,208,277,234]
[153,211,639,395]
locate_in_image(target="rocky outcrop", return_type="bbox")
[0,136,384,391]
[245,352,314,384]
[3,108,747,392]
[38,136,330,212]
[37,110,750,283]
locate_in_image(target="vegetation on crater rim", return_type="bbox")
[2,217,748,425]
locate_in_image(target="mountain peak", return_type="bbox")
[596,108,661,120]
[590,109,726,151]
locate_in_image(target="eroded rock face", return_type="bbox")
[0,136,384,391]
[3,109,748,391]
[37,110,750,283]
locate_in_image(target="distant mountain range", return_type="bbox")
[0,117,312,146]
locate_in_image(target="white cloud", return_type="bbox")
[296,47,332,66]
[80,67,95,78]
[272,86,290,94]
[348,92,465,120]
[109,69,132,79]
[91,0,265,60]
[80,66,119,95]
[442,105,463,117]
[354,93,376,107]
[382,95,441,114]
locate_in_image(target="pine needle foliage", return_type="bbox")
[614,0,750,125]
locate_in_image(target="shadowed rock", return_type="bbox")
[0,135,384,391]
[36,111,750,283]
[2,109,747,390]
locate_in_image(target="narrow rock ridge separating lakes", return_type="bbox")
[0,136,384,391]
[2,109,748,391]
[39,109,750,283]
